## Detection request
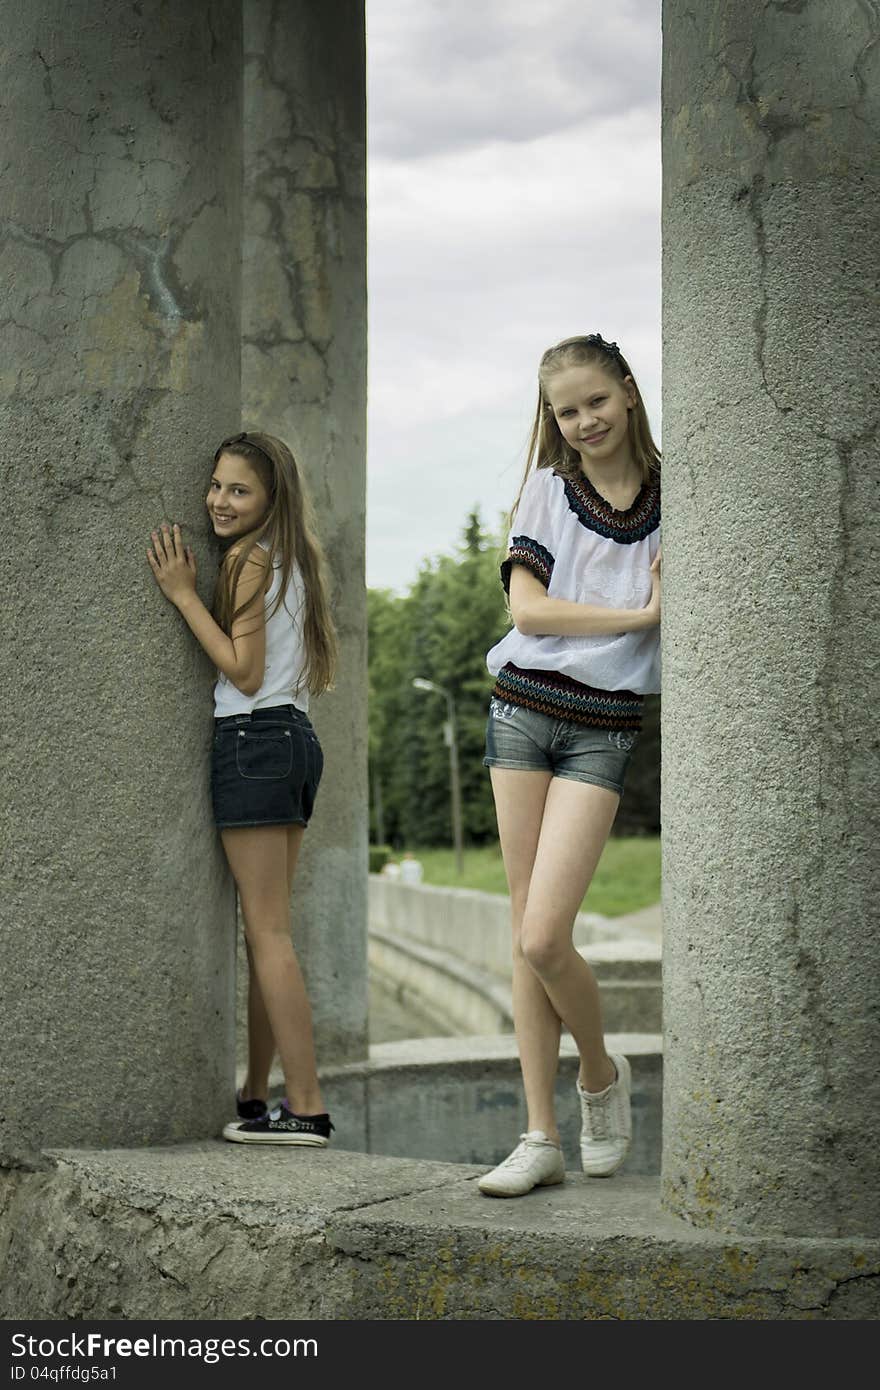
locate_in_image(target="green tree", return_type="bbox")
[368,508,509,847]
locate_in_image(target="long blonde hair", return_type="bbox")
[510,334,660,524]
[211,430,337,696]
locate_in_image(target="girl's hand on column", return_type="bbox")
[147,523,198,606]
[646,548,661,624]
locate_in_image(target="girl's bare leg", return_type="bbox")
[240,825,304,1102]
[222,824,323,1115]
[241,939,273,1101]
[490,768,562,1141]
[491,771,620,1141]
[519,776,620,1096]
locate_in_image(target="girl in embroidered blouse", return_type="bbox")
[478,334,661,1198]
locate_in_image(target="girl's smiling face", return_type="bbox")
[206,452,271,539]
[545,363,636,467]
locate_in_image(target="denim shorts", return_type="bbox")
[211,705,323,830]
[483,698,638,797]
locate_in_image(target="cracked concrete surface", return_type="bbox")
[661,0,880,1238]
[0,2,244,1168]
[2,1153,877,1319]
[240,1,369,1069]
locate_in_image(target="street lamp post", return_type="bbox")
[412,677,464,875]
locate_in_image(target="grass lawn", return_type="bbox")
[405,838,660,918]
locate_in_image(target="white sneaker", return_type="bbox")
[577,1053,632,1177]
[478,1131,565,1198]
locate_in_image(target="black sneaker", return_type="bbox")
[222,1101,334,1146]
[236,1089,268,1121]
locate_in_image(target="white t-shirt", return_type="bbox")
[213,550,309,716]
[486,466,661,695]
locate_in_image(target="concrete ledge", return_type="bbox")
[577,939,662,1032]
[369,927,515,1034]
[3,1149,877,1320]
[578,938,663,978]
[369,970,455,1043]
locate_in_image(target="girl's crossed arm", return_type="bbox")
[148,522,268,696]
[509,552,660,638]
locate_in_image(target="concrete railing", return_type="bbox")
[369,876,660,965]
[369,927,515,1035]
[367,876,662,1037]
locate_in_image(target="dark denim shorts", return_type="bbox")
[483,698,638,797]
[211,705,323,830]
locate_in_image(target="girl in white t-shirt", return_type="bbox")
[147,431,338,1147]
[478,335,661,1197]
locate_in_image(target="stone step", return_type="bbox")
[4,1151,876,1320]
[576,939,662,1031]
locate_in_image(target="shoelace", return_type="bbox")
[267,1105,334,1132]
[497,1135,550,1171]
[582,1094,610,1140]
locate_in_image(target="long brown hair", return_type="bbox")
[211,430,337,696]
[510,334,660,525]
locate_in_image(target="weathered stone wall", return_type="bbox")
[240,1,368,1063]
[662,0,880,1236]
[3,1153,877,1319]
[0,1,242,1162]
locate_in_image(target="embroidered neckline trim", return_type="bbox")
[557,469,660,543]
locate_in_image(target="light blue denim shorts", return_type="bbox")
[483,698,639,797]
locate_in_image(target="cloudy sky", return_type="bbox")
[365,0,661,592]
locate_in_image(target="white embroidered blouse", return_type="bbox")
[486,465,661,697]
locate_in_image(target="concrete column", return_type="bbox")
[662,2,880,1235]
[0,1,242,1163]
[241,2,368,1063]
